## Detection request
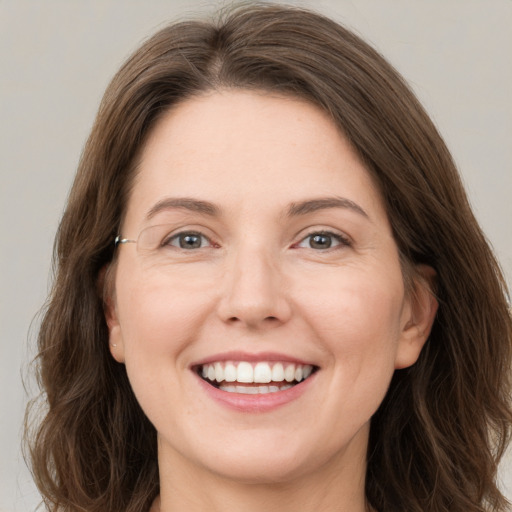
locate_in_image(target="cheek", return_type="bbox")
[114,274,210,421]
[297,267,405,365]
[305,267,404,319]
[116,271,213,362]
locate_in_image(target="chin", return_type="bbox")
[205,454,316,485]
[190,434,341,485]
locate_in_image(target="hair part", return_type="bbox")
[26,3,512,511]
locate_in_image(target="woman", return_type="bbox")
[26,3,512,512]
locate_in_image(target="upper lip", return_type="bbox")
[191,351,318,368]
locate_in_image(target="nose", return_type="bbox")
[216,245,292,329]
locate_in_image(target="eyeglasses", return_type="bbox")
[114,224,216,254]
[115,223,352,267]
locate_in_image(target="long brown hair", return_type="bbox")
[26,4,512,511]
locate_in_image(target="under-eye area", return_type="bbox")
[195,361,319,394]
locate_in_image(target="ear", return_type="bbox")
[395,265,438,369]
[99,264,126,364]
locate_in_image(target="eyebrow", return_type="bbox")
[146,197,220,219]
[287,197,369,219]
[145,195,369,221]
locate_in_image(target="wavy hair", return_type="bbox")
[26,3,512,511]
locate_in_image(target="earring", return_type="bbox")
[111,343,117,347]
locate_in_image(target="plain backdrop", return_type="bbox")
[1,1,511,510]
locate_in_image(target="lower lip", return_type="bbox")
[194,373,316,413]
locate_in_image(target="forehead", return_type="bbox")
[124,90,388,229]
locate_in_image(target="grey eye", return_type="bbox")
[309,234,333,249]
[295,231,350,250]
[167,232,209,249]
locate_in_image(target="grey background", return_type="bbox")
[1,1,511,510]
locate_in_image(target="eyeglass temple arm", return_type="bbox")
[114,236,136,246]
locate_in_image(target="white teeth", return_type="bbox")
[237,362,254,383]
[219,383,294,394]
[214,362,224,382]
[284,365,295,382]
[253,362,272,383]
[224,362,237,382]
[271,363,285,382]
[200,361,316,390]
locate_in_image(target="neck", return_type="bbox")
[153,430,372,512]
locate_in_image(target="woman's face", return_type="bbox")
[107,90,435,484]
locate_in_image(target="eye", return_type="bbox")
[165,231,211,250]
[295,231,350,250]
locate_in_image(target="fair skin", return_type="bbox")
[106,90,437,512]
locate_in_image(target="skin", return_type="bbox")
[106,90,437,512]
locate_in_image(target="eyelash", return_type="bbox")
[293,230,352,251]
[163,231,215,250]
[162,229,351,251]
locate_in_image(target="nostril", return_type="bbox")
[225,315,280,329]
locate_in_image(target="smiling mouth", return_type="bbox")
[196,361,318,394]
